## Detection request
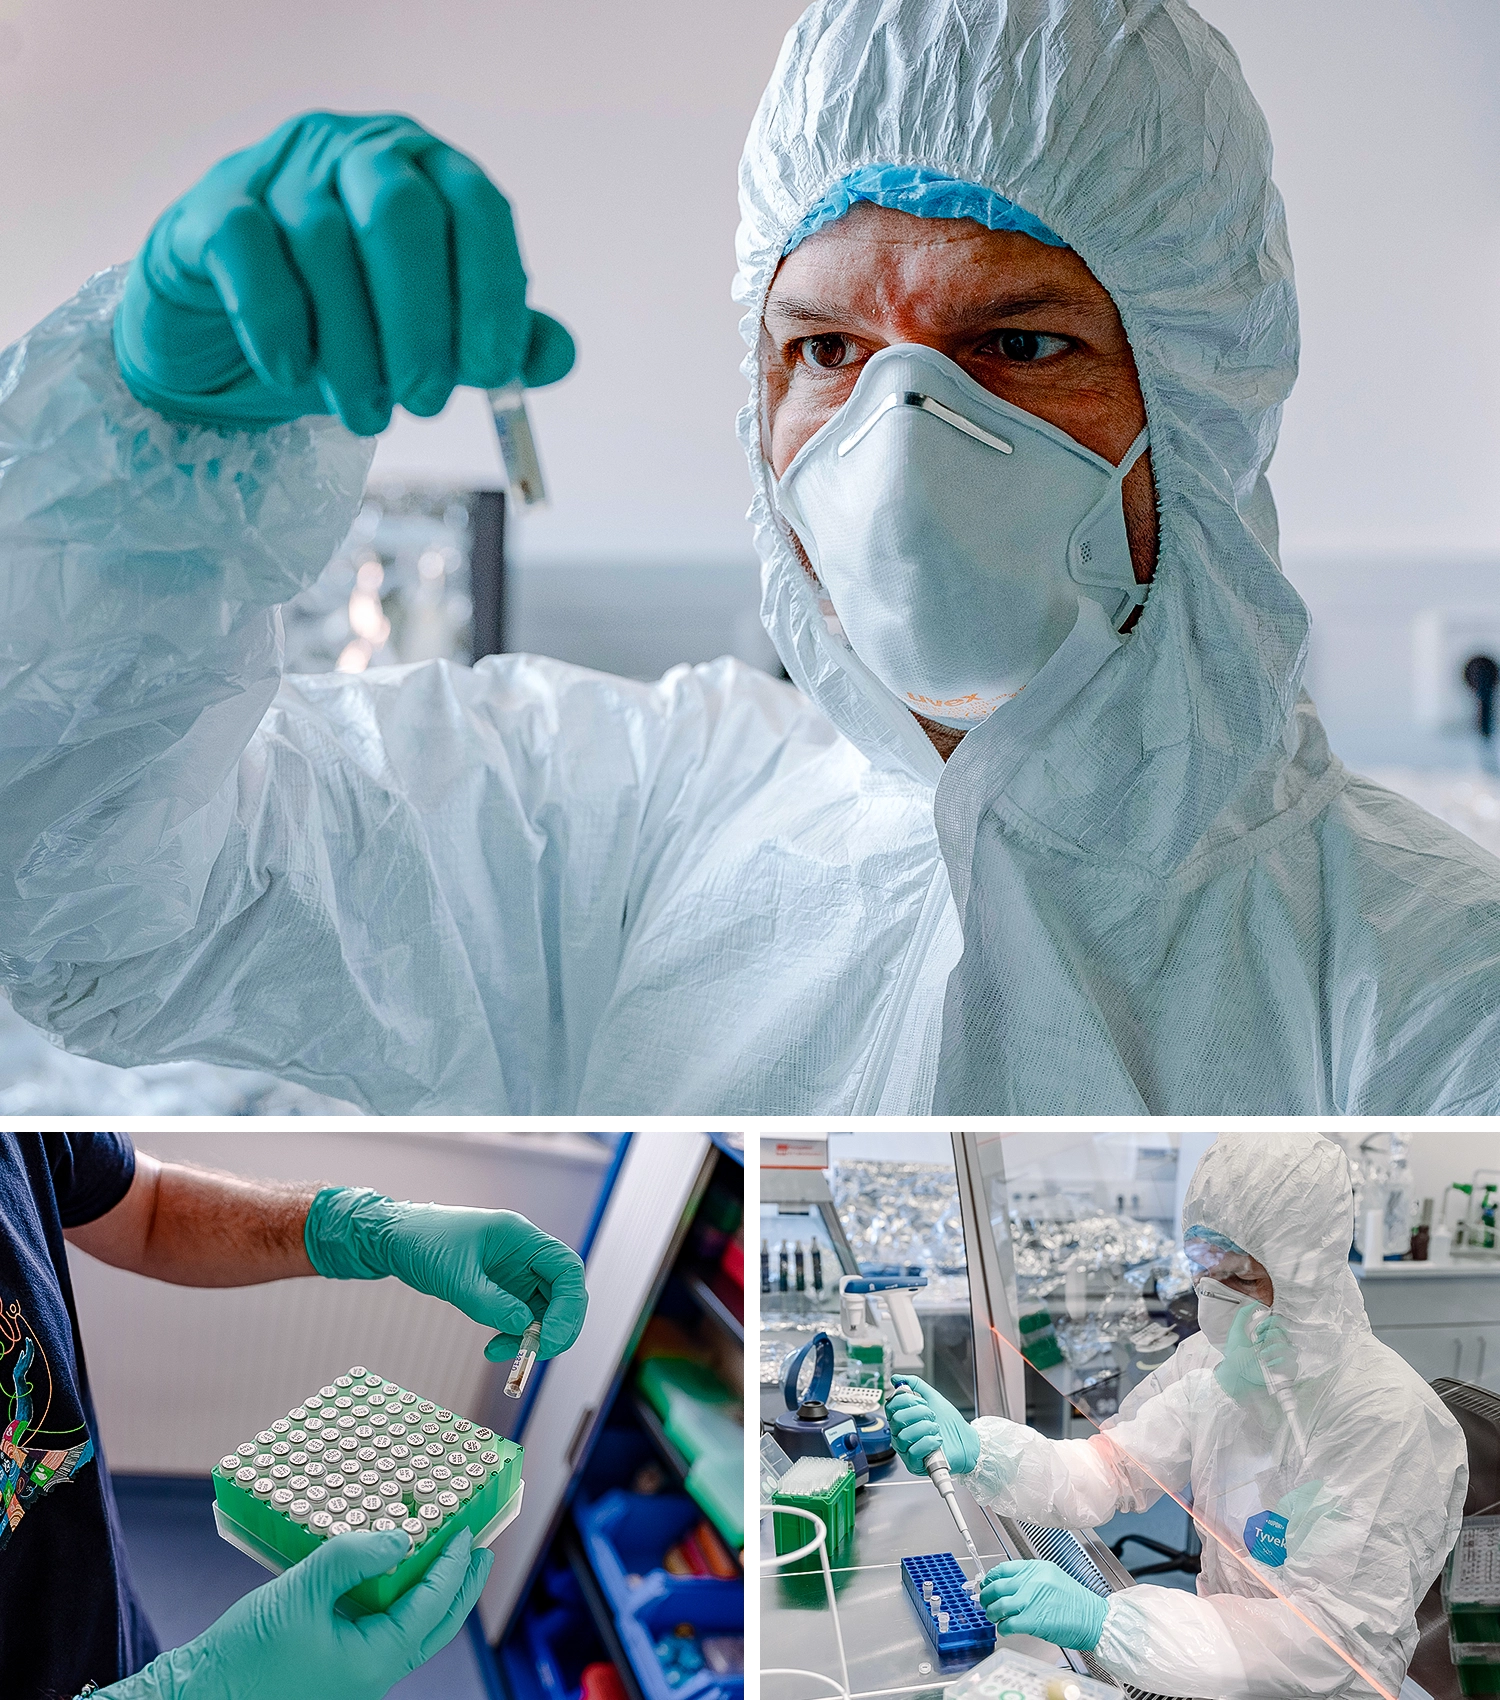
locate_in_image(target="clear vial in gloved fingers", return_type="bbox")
[488,385,548,508]
[504,1318,544,1399]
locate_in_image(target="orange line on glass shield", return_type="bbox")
[987,1324,1397,1700]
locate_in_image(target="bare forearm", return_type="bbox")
[65,1155,321,1285]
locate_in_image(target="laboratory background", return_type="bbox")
[60,1131,743,1700]
[759,1130,1500,1700]
[1,0,1499,1112]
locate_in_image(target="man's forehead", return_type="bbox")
[765,204,1105,324]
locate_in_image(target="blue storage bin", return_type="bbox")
[615,1575,743,1700]
[900,1553,995,1659]
[501,1603,594,1700]
[580,1491,737,1613]
[580,1427,659,1501]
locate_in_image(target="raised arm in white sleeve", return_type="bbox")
[0,272,793,1111]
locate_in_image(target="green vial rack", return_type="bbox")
[211,1364,523,1616]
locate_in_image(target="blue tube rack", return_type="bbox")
[900,1553,995,1659]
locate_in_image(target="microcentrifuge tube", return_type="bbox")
[487,385,548,508]
[504,1319,544,1400]
[937,1613,949,1632]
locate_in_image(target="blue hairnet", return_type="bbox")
[782,163,1067,255]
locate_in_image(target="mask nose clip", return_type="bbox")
[837,388,1015,459]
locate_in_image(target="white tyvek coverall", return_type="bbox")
[4,2,1500,1112]
[958,1134,1467,1698]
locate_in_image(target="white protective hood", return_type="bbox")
[730,0,1500,1114]
[1182,1131,1370,1382]
[735,0,1307,800]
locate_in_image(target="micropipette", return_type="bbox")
[891,1378,986,1592]
[488,385,548,509]
[504,1318,544,1400]
[1247,1303,1308,1453]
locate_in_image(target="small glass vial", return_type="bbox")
[505,1319,543,1400]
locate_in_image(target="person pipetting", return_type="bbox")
[885,1135,1467,1700]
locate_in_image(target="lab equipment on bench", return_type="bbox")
[775,1333,871,1485]
[944,1642,1123,1700]
[211,1365,523,1615]
[889,1375,984,1590]
[1449,1174,1500,1260]
[768,1446,857,1569]
[1446,1517,1500,1694]
[900,1553,995,1659]
[489,385,548,508]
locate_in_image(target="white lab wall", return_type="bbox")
[67,1131,610,1472]
[2,1,1496,738]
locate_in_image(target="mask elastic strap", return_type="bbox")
[1116,427,1150,481]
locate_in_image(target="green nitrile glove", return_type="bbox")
[885,1374,981,1475]
[97,1527,490,1700]
[978,1559,1109,1650]
[304,1187,588,1363]
[1214,1300,1296,1405]
[113,111,575,434]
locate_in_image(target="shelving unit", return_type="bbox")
[496,1137,743,1700]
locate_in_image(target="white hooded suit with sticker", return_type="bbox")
[3,2,1500,1111]
[958,1134,1467,1698]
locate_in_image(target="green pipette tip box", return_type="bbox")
[772,1457,856,1570]
[211,1364,523,1617]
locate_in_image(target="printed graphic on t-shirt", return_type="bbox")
[0,1296,94,1549]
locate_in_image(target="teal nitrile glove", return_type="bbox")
[97,1527,491,1700]
[978,1559,1109,1651]
[885,1374,980,1475]
[305,1188,588,1363]
[114,111,575,435]
[1214,1301,1296,1405]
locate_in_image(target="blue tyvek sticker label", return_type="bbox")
[1244,1509,1289,1567]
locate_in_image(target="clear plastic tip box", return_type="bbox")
[900,1552,994,1659]
[212,1365,523,1616]
[946,1644,1124,1700]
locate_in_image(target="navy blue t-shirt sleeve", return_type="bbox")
[45,1132,136,1227]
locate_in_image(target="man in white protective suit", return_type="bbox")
[3,1,1500,1113]
[887,1134,1469,1699]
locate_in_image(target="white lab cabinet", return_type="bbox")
[1354,1264,1500,1393]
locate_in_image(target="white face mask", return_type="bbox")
[774,343,1150,729]
[1195,1276,1256,1349]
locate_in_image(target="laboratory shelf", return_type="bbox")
[631,1390,693,1483]
[578,1489,740,1619]
[502,1138,743,1700]
[681,1265,744,1345]
[564,1527,650,1700]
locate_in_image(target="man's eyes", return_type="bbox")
[795,334,861,371]
[791,329,1073,372]
[986,329,1072,363]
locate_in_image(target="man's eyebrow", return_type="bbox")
[763,290,1093,328]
